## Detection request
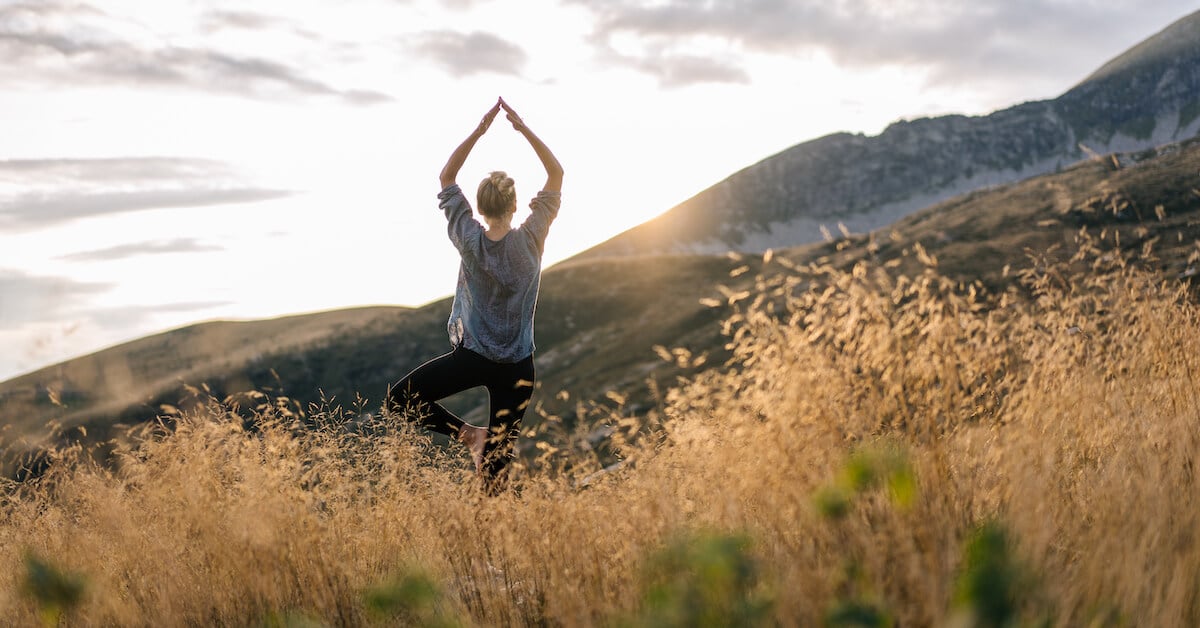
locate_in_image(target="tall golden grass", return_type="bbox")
[2,231,1198,626]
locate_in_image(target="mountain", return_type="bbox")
[4,11,1200,474]
[572,9,1200,261]
[4,132,1199,476]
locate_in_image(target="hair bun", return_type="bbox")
[477,171,517,218]
[490,171,515,196]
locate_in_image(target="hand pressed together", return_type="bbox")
[499,97,528,134]
[441,96,564,193]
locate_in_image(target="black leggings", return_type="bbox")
[387,345,535,491]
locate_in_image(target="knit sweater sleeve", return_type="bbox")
[518,190,561,255]
[439,183,481,259]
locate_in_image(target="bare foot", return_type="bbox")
[458,424,487,472]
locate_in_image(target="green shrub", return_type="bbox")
[20,552,86,627]
[363,567,461,627]
[632,531,772,627]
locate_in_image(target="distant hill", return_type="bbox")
[572,9,1200,260]
[0,252,735,469]
[3,133,1198,475]
[4,9,1200,476]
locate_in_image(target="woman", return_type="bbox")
[389,97,563,494]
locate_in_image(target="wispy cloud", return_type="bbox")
[0,1,392,104]
[601,47,749,87]
[1,189,291,230]
[0,266,227,329]
[57,238,224,262]
[0,273,230,378]
[567,0,1195,88]
[0,158,293,232]
[408,30,527,76]
[0,269,111,327]
[199,10,291,33]
[86,301,232,328]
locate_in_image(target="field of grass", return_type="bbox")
[2,226,1197,626]
[4,137,1197,487]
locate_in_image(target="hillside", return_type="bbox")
[0,253,735,469]
[3,147,1200,628]
[3,192,1197,628]
[3,132,1198,474]
[5,9,1200,473]
[572,9,1200,260]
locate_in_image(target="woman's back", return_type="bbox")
[439,183,561,363]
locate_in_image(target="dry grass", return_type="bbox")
[2,231,1198,626]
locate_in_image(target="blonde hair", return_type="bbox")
[477,171,516,219]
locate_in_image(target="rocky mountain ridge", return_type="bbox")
[573,9,1200,260]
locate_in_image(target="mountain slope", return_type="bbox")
[0,252,734,466]
[5,10,1200,475]
[3,135,1199,475]
[572,9,1200,261]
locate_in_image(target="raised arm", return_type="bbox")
[439,100,502,189]
[500,98,563,193]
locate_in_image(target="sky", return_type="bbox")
[1,0,1195,381]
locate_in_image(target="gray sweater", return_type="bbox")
[438,183,560,363]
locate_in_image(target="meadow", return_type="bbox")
[2,230,1198,626]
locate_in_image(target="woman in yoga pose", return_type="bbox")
[389,98,563,494]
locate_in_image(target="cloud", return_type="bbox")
[1,189,291,230]
[408,30,527,76]
[0,157,244,182]
[0,1,392,104]
[0,269,112,328]
[0,267,226,329]
[199,10,289,32]
[566,0,1196,88]
[603,48,749,87]
[648,54,749,87]
[85,301,232,328]
[0,278,230,378]
[57,238,224,262]
[0,158,293,232]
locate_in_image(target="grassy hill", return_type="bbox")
[2,135,1198,475]
[3,142,1199,625]
[0,253,736,471]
